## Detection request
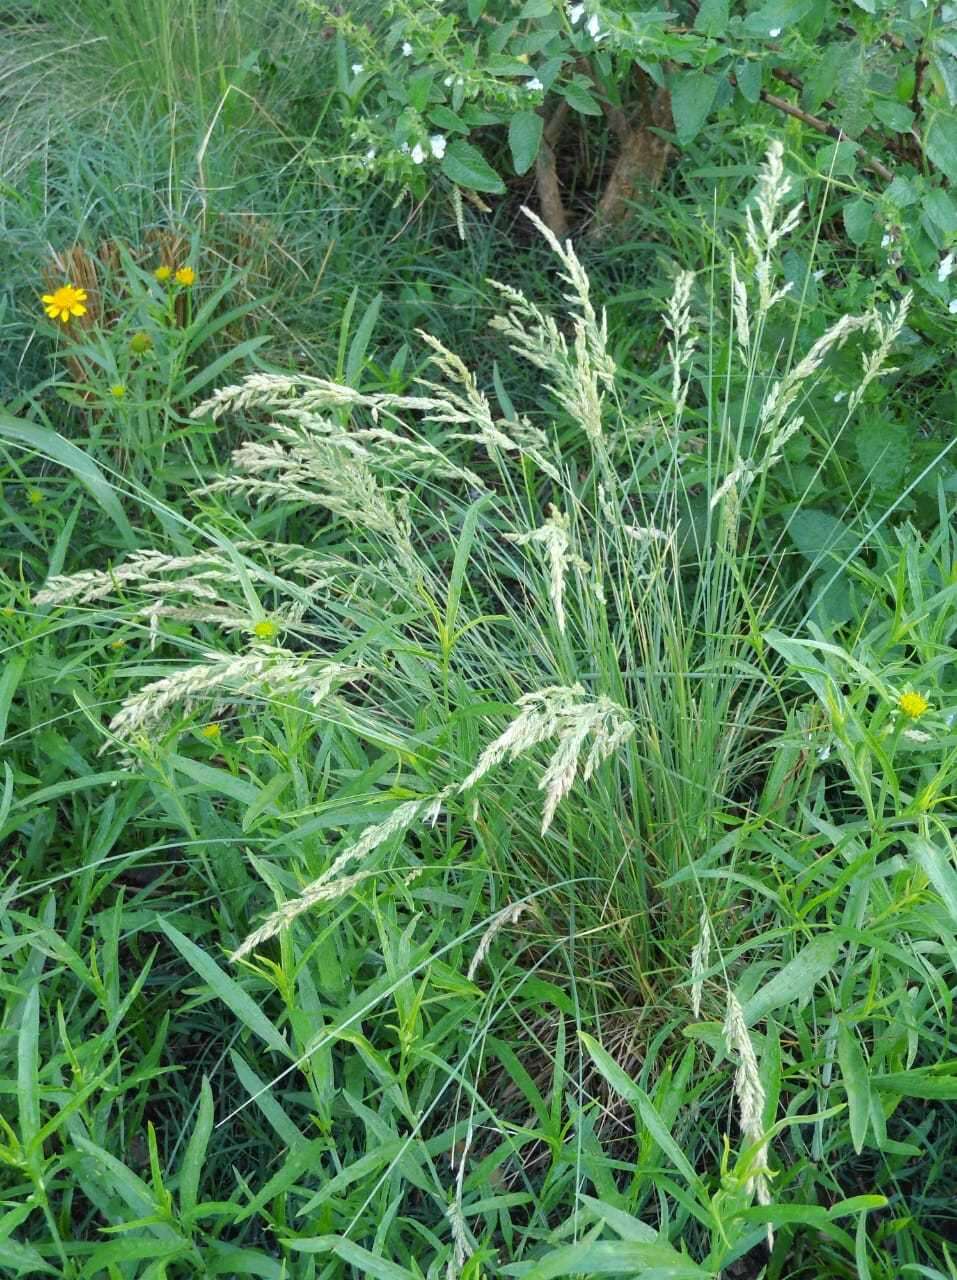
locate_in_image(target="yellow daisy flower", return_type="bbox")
[27,488,44,505]
[110,384,126,399]
[41,283,88,323]
[199,723,222,740]
[175,266,196,287]
[154,265,172,282]
[898,691,930,719]
[252,619,279,640]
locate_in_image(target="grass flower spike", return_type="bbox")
[41,283,88,323]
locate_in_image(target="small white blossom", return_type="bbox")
[411,142,426,164]
[949,299,957,314]
[429,134,447,159]
[817,742,832,761]
[881,233,892,248]
[402,41,413,56]
[813,269,826,281]
[833,391,846,403]
[365,147,376,161]
[938,252,954,283]
[527,77,544,91]
[768,26,781,36]
[351,62,363,75]
[569,3,585,22]
[586,13,601,36]
[444,74,454,86]
[400,142,410,154]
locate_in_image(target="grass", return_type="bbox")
[2,3,957,1278]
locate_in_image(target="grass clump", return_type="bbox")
[6,139,955,1276]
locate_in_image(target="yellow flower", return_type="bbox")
[898,690,930,719]
[27,488,44,505]
[252,618,279,640]
[110,384,126,399]
[41,283,88,323]
[154,265,172,282]
[199,723,222,740]
[175,266,196,287]
[110,638,126,650]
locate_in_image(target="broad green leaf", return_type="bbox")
[158,920,288,1056]
[509,110,544,175]
[838,1023,870,1153]
[787,509,857,565]
[843,197,873,246]
[283,1235,416,1277]
[694,0,729,35]
[0,658,25,747]
[562,80,602,116]
[346,291,382,386]
[908,835,957,925]
[17,986,40,1152]
[670,72,719,145]
[0,1238,57,1276]
[441,140,505,193]
[179,1076,213,1216]
[0,410,134,545]
[519,1238,712,1279]
[742,934,841,1025]
[871,1070,957,1099]
[926,112,957,184]
[736,60,762,103]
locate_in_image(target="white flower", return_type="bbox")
[768,26,781,36]
[938,252,954,283]
[881,233,892,248]
[833,391,846,403]
[351,62,363,75]
[817,742,831,762]
[586,13,601,36]
[813,269,826,281]
[400,142,410,154]
[444,74,454,86]
[949,299,957,314]
[411,142,426,165]
[569,3,585,22]
[527,77,544,91]
[402,41,413,56]
[429,134,447,159]
[365,148,376,161]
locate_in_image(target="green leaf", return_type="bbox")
[838,1023,870,1154]
[922,187,957,235]
[0,410,134,546]
[179,1076,213,1217]
[346,292,383,387]
[283,1235,416,1277]
[694,0,729,35]
[579,1033,703,1193]
[158,920,289,1056]
[440,140,505,193]
[670,72,719,145]
[17,986,40,1153]
[787,509,857,566]
[518,1239,712,1279]
[0,657,25,749]
[736,60,762,103]
[871,1070,957,1100]
[843,197,873,246]
[742,934,842,1025]
[0,1239,58,1276]
[908,836,957,926]
[562,79,603,116]
[508,110,544,175]
[925,112,957,184]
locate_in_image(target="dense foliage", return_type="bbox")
[2,1,957,1278]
